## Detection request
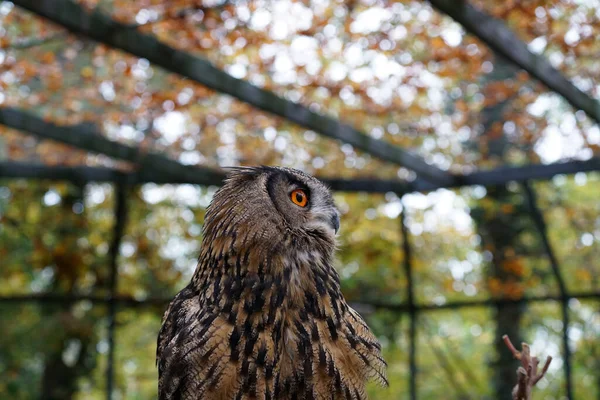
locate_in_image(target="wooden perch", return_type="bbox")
[503,334,552,400]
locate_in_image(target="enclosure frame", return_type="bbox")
[2,1,600,399]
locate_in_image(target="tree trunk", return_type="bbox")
[471,55,528,400]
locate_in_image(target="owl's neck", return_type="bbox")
[191,231,345,323]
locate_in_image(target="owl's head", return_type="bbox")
[203,166,340,248]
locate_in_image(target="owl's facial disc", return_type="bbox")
[262,167,340,239]
[287,187,338,236]
[294,187,340,238]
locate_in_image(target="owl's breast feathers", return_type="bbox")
[157,231,387,400]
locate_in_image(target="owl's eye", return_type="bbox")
[290,189,308,207]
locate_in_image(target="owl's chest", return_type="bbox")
[286,265,307,306]
[282,250,327,304]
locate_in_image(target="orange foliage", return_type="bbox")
[502,258,525,277]
[0,0,597,173]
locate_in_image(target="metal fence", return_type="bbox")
[1,170,598,399]
[2,1,600,398]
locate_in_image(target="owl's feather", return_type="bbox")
[157,167,387,399]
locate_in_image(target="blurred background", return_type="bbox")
[0,0,599,399]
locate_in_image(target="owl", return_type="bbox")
[157,166,387,400]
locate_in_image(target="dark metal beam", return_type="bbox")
[2,156,598,194]
[0,107,226,186]
[1,291,598,312]
[428,0,600,125]
[0,161,415,193]
[457,157,600,188]
[11,0,453,186]
[358,291,600,313]
[323,177,413,194]
[346,156,600,192]
[0,294,170,307]
[0,162,141,185]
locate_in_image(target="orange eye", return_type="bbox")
[290,189,308,207]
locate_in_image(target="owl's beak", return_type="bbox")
[311,209,340,237]
[330,212,340,235]
[322,211,340,236]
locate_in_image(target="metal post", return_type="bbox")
[401,201,417,400]
[523,181,572,399]
[106,183,128,400]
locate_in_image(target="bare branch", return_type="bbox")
[503,334,521,360]
[532,357,552,386]
[503,334,553,400]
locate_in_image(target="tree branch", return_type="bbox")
[502,335,552,400]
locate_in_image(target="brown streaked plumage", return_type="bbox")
[157,166,387,399]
